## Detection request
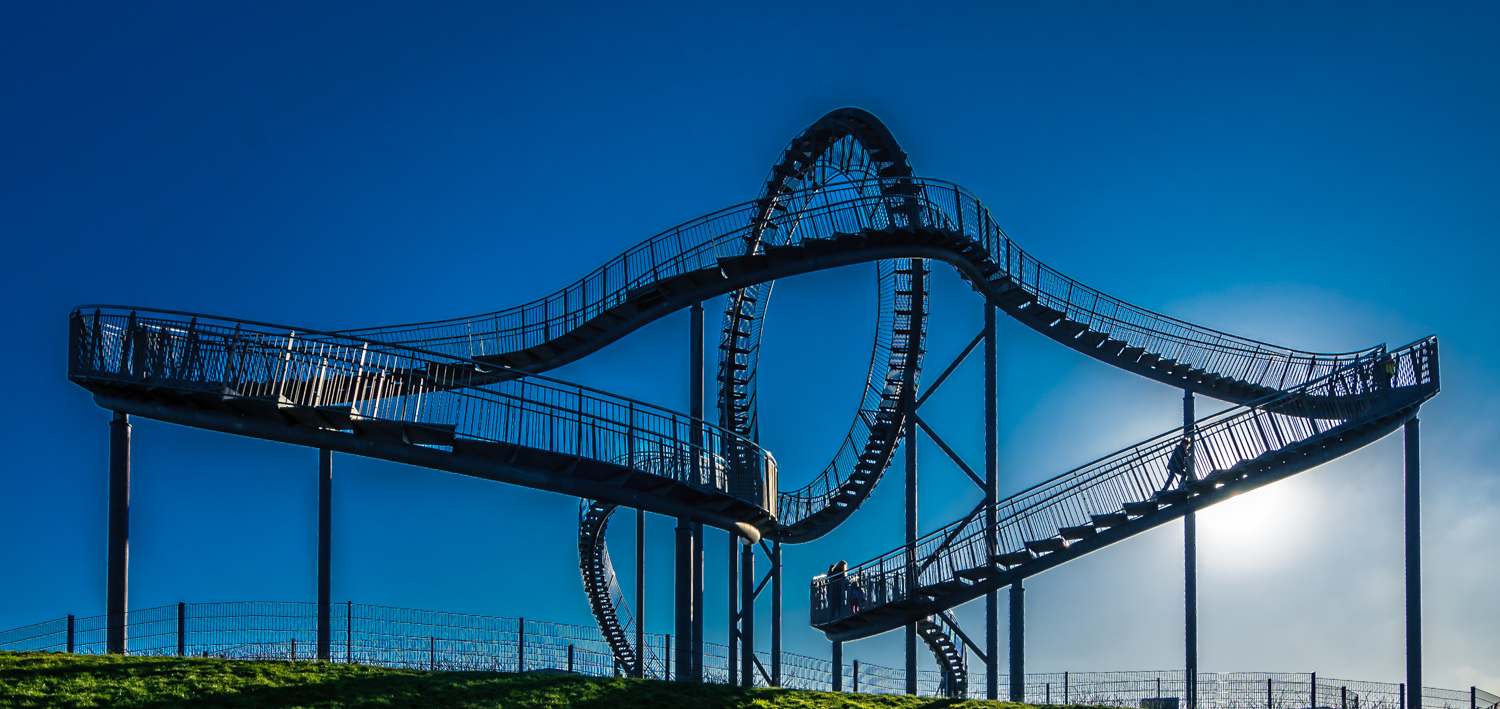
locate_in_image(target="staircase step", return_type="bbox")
[1075,330,1106,347]
[1059,524,1096,540]
[1091,512,1127,528]
[1123,500,1159,517]
[993,550,1034,567]
[1024,537,1067,554]
[1053,320,1088,338]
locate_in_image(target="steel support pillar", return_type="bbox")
[107,411,130,655]
[740,542,754,686]
[832,640,843,692]
[1010,580,1024,702]
[771,541,782,687]
[904,372,918,696]
[692,521,704,680]
[675,517,694,681]
[636,507,646,678]
[728,536,738,686]
[984,306,999,700]
[318,448,332,661]
[1405,417,1422,709]
[1184,389,1197,709]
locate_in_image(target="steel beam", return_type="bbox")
[728,534,738,686]
[1010,580,1024,702]
[1405,417,1422,709]
[689,300,705,681]
[771,541,782,686]
[692,520,704,680]
[741,541,754,686]
[675,517,692,680]
[636,507,645,678]
[318,448,332,661]
[905,349,918,696]
[831,640,843,692]
[107,411,130,655]
[1185,389,1198,709]
[984,306,999,700]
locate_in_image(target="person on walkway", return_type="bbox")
[828,560,849,615]
[1380,354,1397,389]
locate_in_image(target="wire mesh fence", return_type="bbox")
[2,602,1493,707]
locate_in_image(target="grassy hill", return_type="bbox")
[0,651,1117,709]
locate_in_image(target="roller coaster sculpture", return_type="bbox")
[68,109,1440,698]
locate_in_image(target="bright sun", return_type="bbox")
[1197,479,1313,573]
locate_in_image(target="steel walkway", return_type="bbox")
[67,108,1439,689]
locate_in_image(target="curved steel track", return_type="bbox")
[66,108,1440,688]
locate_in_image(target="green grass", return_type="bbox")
[0,651,1118,709]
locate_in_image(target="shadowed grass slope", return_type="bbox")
[0,651,1119,709]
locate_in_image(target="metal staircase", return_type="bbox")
[812,338,1440,641]
[65,108,1441,689]
[916,613,968,698]
[577,500,640,677]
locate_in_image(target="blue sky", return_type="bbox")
[2,1,1497,691]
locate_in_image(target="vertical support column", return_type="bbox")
[1010,580,1025,702]
[771,541,782,687]
[831,640,843,692]
[177,602,186,656]
[674,518,693,681]
[1405,417,1422,709]
[692,521,704,681]
[318,448,332,662]
[636,508,646,678]
[107,411,130,655]
[740,542,755,686]
[1184,389,1198,709]
[984,306,1000,700]
[728,536,738,686]
[904,369,918,696]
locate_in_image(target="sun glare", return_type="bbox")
[1197,479,1312,572]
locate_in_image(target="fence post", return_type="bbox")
[291,638,296,661]
[1269,678,1274,709]
[1312,673,1317,709]
[518,617,525,673]
[1471,687,1476,709]
[66,615,75,653]
[345,601,353,664]
[429,637,435,671]
[853,659,859,693]
[177,603,185,656]
[1047,682,1052,704]
[567,644,574,674]
[1065,671,1070,704]
[1343,686,1348,709]
[665,634,671,681]
[1400,684,1405,709]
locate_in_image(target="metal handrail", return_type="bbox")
[811,337,1438,626]
[322,178,1375,393]
[69,308,773,513]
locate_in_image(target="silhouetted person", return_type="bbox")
[828,560,849,615]
[1380,354,1397,389]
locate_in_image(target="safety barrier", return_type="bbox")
[2,602,1491,707]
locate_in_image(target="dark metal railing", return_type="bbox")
[69,307,776,515]
[811,337,1439,626]
[329,178,1377,396]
